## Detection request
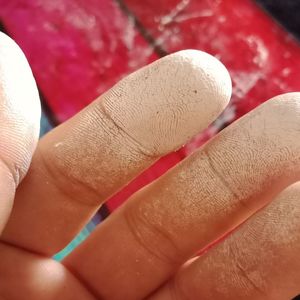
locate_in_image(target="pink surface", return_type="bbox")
[0,0,158,121]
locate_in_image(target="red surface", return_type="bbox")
[1,0,300,211]
[0,0,158,121]
[0,0,184,210]
[125,0,300,152]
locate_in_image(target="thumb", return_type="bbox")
[0,32,41,233]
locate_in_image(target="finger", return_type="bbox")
[149,183,300,300]
[64,93,300,300]
[0,242,96,299]
[1,50,232,254]
[0,33,40,232]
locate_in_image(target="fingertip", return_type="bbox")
[257,92,300,135]
[171,49,232,103]
[267,91,300,105]
[102,49,232,155]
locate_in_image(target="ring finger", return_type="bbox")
[149,182,300,300]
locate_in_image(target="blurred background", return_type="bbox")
[0,1,299,296]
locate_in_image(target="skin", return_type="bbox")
[63,93,300,299]
[148,183,300,300]
[0,32,300,299]
[2,49,231,255]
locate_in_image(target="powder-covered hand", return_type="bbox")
[0,32,300,300]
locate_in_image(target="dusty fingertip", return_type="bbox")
[260,92,300,123]
[268,92,300,106]
[102,49,232,156]
[171,49,232,104]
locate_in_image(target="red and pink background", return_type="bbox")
[0,0,299,274]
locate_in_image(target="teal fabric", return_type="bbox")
[40,111,100,261]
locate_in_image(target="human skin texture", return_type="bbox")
[148,182,300,300]
[63,93,300,299]
[1,49,231,255]
[0,32,40,233]
[0,32,300,300]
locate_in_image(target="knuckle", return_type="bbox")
[203,148,241,201]
[38,146,98,207]
[95,94,158,158]
[123,203,182,267]
[228,242,268,298]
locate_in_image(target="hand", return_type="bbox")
[0,32,299,300]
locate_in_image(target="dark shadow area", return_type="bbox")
[115,0,168,57]
[0,20,7,33]
[256,0,300,41]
